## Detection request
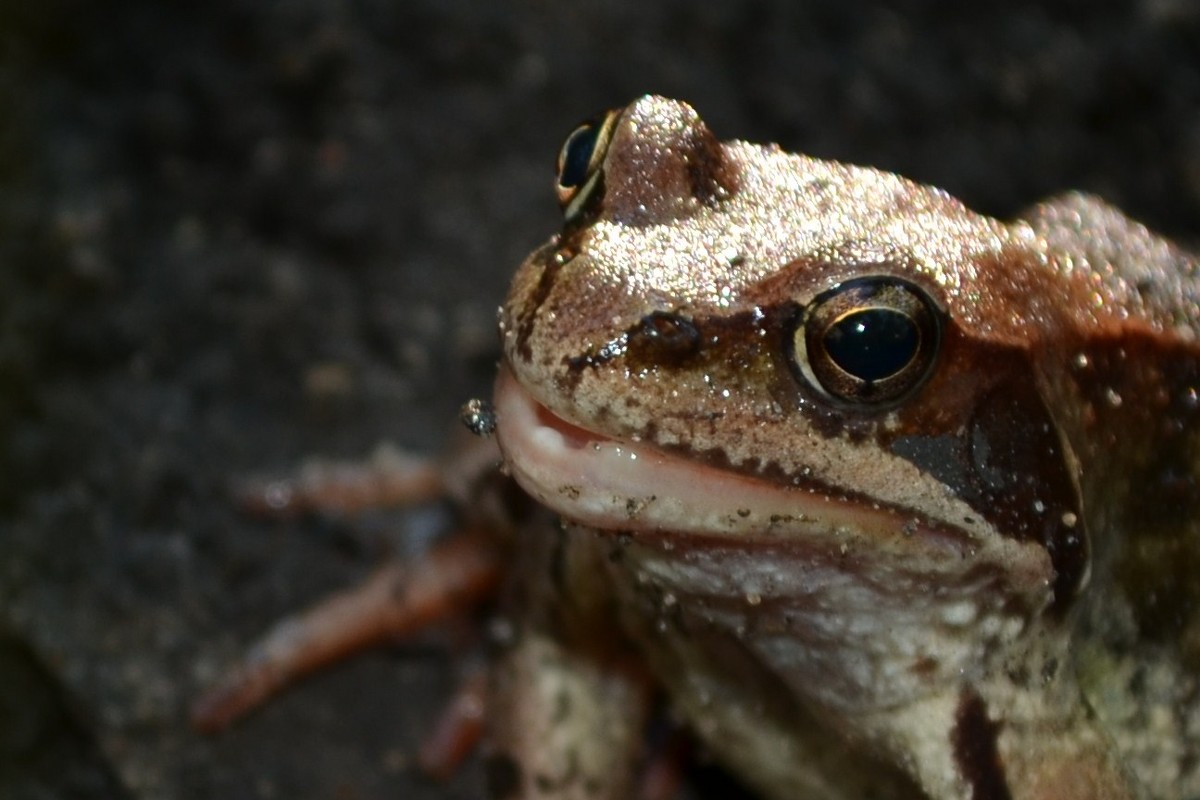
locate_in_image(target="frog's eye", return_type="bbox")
[792,277,941,406]
[556,109,620,222]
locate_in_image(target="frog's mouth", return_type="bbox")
[493,366,957,546]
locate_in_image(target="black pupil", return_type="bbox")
[823,308,918,382]
[560,124,599,189]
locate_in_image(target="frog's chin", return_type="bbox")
[493,366,965,549]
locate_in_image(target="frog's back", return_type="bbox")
[1026,192,1200,334]
[1023,193,1200,799]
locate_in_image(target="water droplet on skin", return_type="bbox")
[1105,388,1123,408]
[459,398,497,437]
[1184,387,1199,409]
[1033,500,1045,513]
[1072,353,1089,369]
[1061,511,1078,528]
[488,617,516,646]
[745,592,762,606]
[941,601,978,626]
[264,482,293,510]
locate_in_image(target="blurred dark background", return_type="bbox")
[0,2,1197,798]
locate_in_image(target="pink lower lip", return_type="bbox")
[531,400,609,449]
[491,365,964,551]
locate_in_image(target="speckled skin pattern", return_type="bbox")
[492,97,1200,800]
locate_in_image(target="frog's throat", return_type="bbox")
[494,366,969,552]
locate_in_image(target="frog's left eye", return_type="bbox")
[556,109,620,222]
[792,277,941,406]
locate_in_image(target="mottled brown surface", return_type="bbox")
[1,2,1198,798]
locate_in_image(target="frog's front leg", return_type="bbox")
[486,627,652,800]
[485,520,653,800]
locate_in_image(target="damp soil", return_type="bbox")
[1,2,1198,798]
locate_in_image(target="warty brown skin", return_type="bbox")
[490,96,1200,799]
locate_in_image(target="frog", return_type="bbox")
[194,94,1200,800]
[488,95,1200,800]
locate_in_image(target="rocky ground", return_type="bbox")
[0,2,1197,798]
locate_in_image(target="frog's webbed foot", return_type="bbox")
[196,439,663,794]
[193,438,509,736]
[191,527,502,733]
